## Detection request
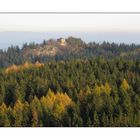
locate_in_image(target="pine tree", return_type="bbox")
[31,110,39,127]
[13,100,24,126]
[22,102,30,126]
[30,96,43,126]
[93,112,99,127]
[0,103,10,126]
[102,113,109,126]
[87,117,92,126]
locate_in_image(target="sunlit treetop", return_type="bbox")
[5,61,44,74]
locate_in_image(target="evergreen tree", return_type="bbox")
[93,112,99,127]
[0,103,10,126]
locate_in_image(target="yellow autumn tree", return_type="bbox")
[5,64,19,74]
[53,92,72,119]
[93,84,102,95]
[120,79,130,91]
[22,61,31,69]
[78,86,91,101]
[34,61,44,68]
[5,61,45,74]
[102,82,111,95]
[13,100,24,126]
[44,89,56,110]
[0,103,10,126]
[40,89,72,119]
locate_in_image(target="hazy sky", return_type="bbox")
[0,14,140,49]
[0,14,140,32]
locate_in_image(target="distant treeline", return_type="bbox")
[0,37,140,68]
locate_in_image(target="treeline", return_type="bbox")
[0,58,140,126]
[0,37,140,68]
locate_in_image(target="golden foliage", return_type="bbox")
[0,103,11,126]
[120,79,130,91]
[13,100,24,126]
[5,64,19,74]
[78,83,111,100]
[78,86,91,101]
[22,61,30,69]
[31,110,39,127]
[35,61,44,67]
[13,100,24,113]
[94,84,102,95]
[94,82,111,95]
[0,103,7,113]
[40,89,72,119]
[5,61,44,74]
[102,82,112,95]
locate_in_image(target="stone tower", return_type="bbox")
[57,38,66,46]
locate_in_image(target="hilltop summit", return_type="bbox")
[57,38,66,46]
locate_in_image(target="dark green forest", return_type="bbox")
[0,37,140,127]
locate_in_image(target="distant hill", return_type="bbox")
[0,36,140,68]
[21,37,86,57]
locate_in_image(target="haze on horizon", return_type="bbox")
[0,14,140,49]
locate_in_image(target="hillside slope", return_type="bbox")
[0,36,140,68]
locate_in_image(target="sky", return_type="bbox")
[0,14,140,49]
[1,14,140,32]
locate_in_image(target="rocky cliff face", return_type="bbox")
[22,37,86,58]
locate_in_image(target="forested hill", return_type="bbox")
[0,37,140,127]
[0,36,140,68]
